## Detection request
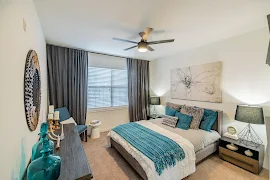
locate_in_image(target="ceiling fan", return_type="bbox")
[112,27,174,52]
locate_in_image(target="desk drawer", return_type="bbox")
[219,147,259,174]
[219,140,259,160]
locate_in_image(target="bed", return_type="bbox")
[108,103,223,180]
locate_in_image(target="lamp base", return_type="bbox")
[238,123,263,148]
[151,105,157,116]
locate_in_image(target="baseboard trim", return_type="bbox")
[100,128,112,133]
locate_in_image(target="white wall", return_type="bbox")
[0,0,47,179]
[86,108,129,132]
[150,28,270,169]
[88,53,126,69]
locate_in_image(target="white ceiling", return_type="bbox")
[34,0,270,60]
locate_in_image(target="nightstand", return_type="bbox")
[219,136,265,174]
[147,115,160,120]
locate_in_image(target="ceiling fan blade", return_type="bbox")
[124,45,137,51]
[148,39,174,45]
[145,27,153,35]
[147,46,154,51]
[112,37,137,44]
[142,27,153,41]
[139,32,145,38]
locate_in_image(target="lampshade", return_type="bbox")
[150,97,160,105]
[235,105,264,124]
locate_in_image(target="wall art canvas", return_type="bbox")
[170,62,222,103]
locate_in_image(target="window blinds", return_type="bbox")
[87,67,128,108]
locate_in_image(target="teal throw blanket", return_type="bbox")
[112,123,185,175]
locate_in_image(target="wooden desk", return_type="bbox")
[55,124,93,180]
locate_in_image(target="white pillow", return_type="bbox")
[60,117,77,125]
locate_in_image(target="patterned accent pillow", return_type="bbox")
[160,115,178,128]
[180,105,204,129]
[166,102,182,111]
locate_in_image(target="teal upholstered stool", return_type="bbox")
[55,107,87,142]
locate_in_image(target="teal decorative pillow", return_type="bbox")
[175,112,193,130]
[165,106,177,116]
[200,109,218,132]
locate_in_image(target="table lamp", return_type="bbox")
[235,105,264,147]
[150,97,160,116]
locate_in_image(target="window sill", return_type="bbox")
[87,106,128,113]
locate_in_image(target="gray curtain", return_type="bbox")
[127,58,150,122]
[47,44,88,125]
[266,14,270,65]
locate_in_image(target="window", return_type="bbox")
[87,67,128,109]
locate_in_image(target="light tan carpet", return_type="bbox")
[82,132,269,180]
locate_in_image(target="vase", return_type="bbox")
[31,123,54,161]
[27,138,61,180]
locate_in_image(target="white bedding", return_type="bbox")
[150,118,221,152]
[107,120,196,180]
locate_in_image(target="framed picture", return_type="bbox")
[170,62,222,103]
[24,50,41,131]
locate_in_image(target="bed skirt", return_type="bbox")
[110,138,219,180]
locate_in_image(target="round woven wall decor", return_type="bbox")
[24,50,41,131]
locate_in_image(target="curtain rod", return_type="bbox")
[47,43,151,61]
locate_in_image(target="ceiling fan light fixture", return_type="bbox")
[138,42,148,52]
[138,47,147,52]
[113,27,174,52]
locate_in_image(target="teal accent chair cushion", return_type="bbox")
[55,107,70,122]
[175,112,193,130]
[76,125,87,132]
[55,107,87,134]
[200,109,218,132]
[165,107,177,116]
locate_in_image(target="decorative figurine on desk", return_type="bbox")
[54,111,60,130]
[31,123,54,161]
[48,113,54,132]
[27,136,61,180]
[47,105,64,149]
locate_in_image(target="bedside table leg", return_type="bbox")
[85,130,88,142]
